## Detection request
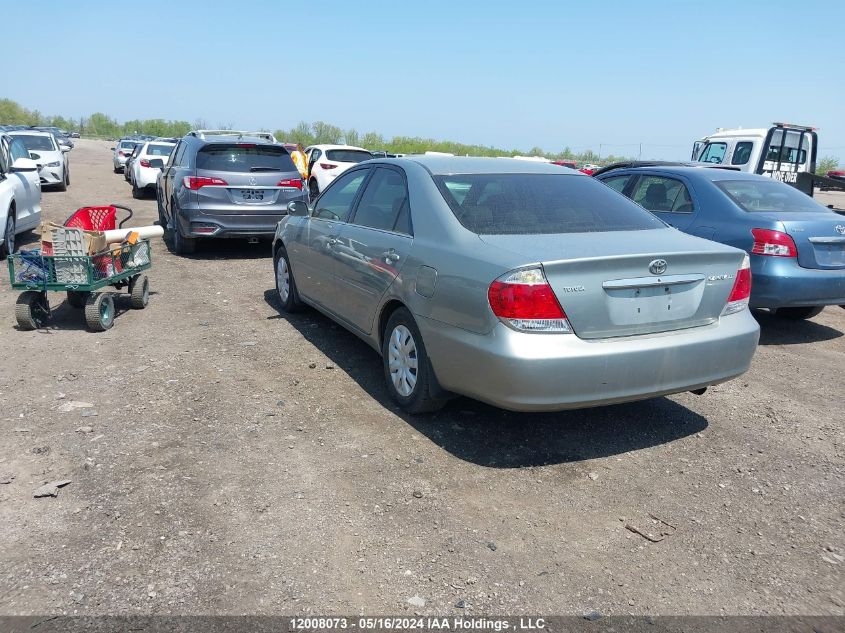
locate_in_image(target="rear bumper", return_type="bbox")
[750,257,845,308]
[135,167,159,189]
[418,311,760,412]
[177,207,292,238]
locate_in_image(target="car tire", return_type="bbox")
[308,179,319,202]
[381,307,447,414]
[65,166,70,187]
[156,194,167,227]
[132,182,142,199]
[173,224,197,255]
[85,293,115,331]
[56,170,68,192]
[114,166,121,174]
[274,247,303,312]
[774,306,825,320]
[0,211,15,260]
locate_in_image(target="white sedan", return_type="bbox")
[0,133,42,258]
[130,139,176,198]
[9,130,70,191]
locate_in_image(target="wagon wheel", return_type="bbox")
[84,293,115,331]
[66,290,90,309]
[129,274,150,309]
[15,291,50,330]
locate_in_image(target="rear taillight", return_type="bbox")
[182,176,228,190]
[140,159,151,168]
[751,228,797,257]
[277,178,303,190]
[488,267,572,333]
[118,151,126,157]
[319,163,338,170]
[722,255,752,316]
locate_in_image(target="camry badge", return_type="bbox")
[648,259,668,275]
[835,225,845,235]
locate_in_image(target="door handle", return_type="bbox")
[382,249,400,264]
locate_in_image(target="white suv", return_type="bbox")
[305,144,373,199]
[130,139,176,198]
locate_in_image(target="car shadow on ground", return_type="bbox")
[263,290,708,468]
[161,233,273,260]
[753,309,843,345]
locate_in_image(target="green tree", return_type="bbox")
[816,156,840,175]
[312,121,343,144]
[344,128,360,147]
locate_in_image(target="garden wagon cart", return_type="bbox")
[7,204,153,332]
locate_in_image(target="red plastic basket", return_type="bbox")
[64,206,118,232]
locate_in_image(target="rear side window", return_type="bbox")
[352,168,411,234]
[197,144,296,173]
[435,174,664,235]
[731,141,753,165]
[146,144,175,157]
[325,149,373,163]
[698,142,727,164]
[631,175,693,213]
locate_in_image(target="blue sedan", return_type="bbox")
[596,166,845,319]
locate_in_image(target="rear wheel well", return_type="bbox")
[378,300,406,349]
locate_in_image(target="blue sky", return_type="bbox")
[2,0,843,161]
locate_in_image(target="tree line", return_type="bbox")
[3,97,839,170]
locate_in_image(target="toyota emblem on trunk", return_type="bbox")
[649,259,668,275]
[835,225,845,235]
[249,176,257,186]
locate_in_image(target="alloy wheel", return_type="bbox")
[276,256,290,303]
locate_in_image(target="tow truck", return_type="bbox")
[692,123,845,210]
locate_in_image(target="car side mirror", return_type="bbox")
[60,145,71,153]
[11,157,38,172]
[110,147,115,151]
[148,158,165,170]
[287,200,310,217]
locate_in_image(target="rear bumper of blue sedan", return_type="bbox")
[418,311,759,412]
[749,257,845,308]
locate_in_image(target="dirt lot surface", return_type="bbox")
[0,139,843,616]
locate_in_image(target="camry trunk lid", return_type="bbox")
[480,229,746,339]
[769,212,845,270]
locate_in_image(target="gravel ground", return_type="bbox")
[0,139,842,616]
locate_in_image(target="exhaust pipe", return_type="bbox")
[690,387,707,395]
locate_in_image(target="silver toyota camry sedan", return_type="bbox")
[272,156,760,413]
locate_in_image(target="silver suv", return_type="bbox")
[155,131,306,254]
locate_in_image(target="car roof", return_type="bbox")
[9,130,52,137]
[386,155,587,175]
[308,144,369,152]
[199,135,276,145]
[599,164,779,183]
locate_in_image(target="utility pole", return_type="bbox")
[639,143,642,160]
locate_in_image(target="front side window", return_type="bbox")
[351,167,411,233]
[435,174,664,235]
[600,174,633,193]
[9,139,29,163]
[631,175,693,213]
[698,142,727,164]
[313,169,369,222]
[731,141,753,165]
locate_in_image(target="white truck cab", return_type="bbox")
[692,123,817,191]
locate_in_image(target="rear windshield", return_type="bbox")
[14,135,55,151]
[197,144,297,172]
[325,149,372,163]
[146,144,175,156]
[715,179,828,213]
[435,174,665,234]
[119,141,138,149]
